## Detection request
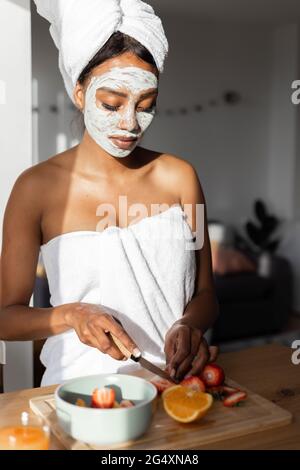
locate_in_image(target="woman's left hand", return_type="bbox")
[164,318,218,382]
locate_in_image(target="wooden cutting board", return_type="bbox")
[29,378,292,450]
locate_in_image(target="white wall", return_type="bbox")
[143,20,273,226]
[266,24,300,312]
[267,25,299,220]
[31,5,79,163]
[0,0,33,391]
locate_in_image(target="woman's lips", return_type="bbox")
[109,136,138,150]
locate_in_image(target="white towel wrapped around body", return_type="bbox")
[33,0,168,102]
[39,206,196,385]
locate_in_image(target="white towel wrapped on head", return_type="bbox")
[33,0,168,102]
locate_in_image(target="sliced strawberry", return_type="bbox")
[207,385,225,399]
[91,387,115,409]
[180,376,206,392]
[223,391,247,407]
[201,363,225,387]
[223,385,240,395]
[151,377,173,394]
[208,385,225,393]
[120,400,134,408]
[207,384,240,400]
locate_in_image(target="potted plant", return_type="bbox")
[243,199,281,277]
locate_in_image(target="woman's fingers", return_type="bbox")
[174,329,201,381]
[171,343,219,379]
[72,307,137,360]
[164,332,177,375]
[187,338,210,377]
[164,330,176,361]
[99,315,140,357]
[209,345,219,362]
[88,323,126,360]
[168,326,191,377]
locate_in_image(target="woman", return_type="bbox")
[0,0,219,385]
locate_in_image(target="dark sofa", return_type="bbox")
[211,255,293,343]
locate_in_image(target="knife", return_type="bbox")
[109,332,177,384]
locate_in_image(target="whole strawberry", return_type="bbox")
[201,363,225,387]
[180,376,206,392]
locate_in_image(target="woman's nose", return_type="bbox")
[119,106,140,133]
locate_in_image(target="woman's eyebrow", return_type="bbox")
[139,89,158,99]
[97,87,158,99]
[97,87,128,97]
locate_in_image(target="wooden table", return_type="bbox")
[0,344,299,450]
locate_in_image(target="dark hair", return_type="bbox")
[78,32,158,85]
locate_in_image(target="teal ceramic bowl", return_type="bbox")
[55,374,157,446]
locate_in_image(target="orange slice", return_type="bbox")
[162,385,213,423]
[75,398,86,407]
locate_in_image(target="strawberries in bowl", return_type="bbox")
[75,387,137,409]
[120,400,134,408]
[55,374,157,446]
[89,388,135,409]
[91,387,116,409]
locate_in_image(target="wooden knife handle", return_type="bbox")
[109,332,132,359]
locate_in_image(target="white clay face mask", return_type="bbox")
[84,66,158,158]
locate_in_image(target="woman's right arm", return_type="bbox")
[0,168,139,361]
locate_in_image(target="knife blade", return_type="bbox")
[109,332,177,384]
[132,355,177,383]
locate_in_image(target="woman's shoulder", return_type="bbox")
[142,147,196,175]
[142,148,204,206]
[143,148,199,189]
[7,149,76,223]
[158,152,197,176]
[13,148,76,190]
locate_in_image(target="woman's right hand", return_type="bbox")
[65,303,140,361]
